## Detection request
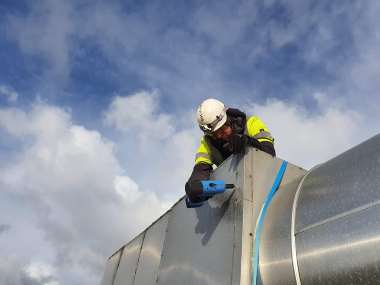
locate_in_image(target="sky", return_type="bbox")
[0,0,379,284]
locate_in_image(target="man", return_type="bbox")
[185,98,276,202]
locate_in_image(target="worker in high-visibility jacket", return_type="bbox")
[185,98,276,202]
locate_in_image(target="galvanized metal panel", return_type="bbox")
[231,192,245,285]
[133,215,169,285]
[258,177,304,285]
[251,150,294,221]
[249,150,306,285]
[238,149,298,285]
[234,149,254,285]
[100,134,380,285]
[210,153,244,184]
[296,204,380,285]
[113,234,144,285]
[247,149,304,284]
[100,250,122,285]
[296,134,380,232]
[156,196,236,285]
[156,155,243,285]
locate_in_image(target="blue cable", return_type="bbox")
[252,160,288,285]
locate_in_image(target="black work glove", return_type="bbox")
[185,180,204,202]
[228,134,249,154]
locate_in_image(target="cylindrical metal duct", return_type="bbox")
[260,134,380,284]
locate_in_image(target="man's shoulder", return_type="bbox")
[226,108,246,118]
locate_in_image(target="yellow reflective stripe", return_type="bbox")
[196,152,211,160]
[258,138,273,143]
[246,116,274,143]
[253,131,273,141]
[195,137,213,165]
[196,137,210,154]
[195,156,212,165]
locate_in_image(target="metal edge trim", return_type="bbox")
[290,164,320,285]
[131,231,146,285]
[252,160,288,285]
[111,248,124,285]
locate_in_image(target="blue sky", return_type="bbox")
[0,1,379,284]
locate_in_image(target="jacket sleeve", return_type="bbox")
[194,136,213,165]
[246,116,276,156]
[185,163,213,202]
[185,137,214,202]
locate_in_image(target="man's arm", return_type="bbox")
[185,137,214,202]
[228,115,276,156]
[246,115,276,156]
[246,138,276,156]
[185,163,213,202]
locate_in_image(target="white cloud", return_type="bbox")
[114,175,142,203]
[104,91,174,143]
[191,1,258,50]
[0,257,26,285]
[245,93,366,169]
[0,85,19,102]
[24,263,59,285]
[104,90,199,200]
[6,0,74,79]
[0,92,375,285]
[1,2,379,284]
[0,224,11,234]
[0,102,172,285]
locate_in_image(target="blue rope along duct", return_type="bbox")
[252,160,288,285]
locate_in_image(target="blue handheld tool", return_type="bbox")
[201,180,234,197]
[186,180,235,208]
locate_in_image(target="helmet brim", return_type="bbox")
[212,115,227,132]
[199,113,227,134]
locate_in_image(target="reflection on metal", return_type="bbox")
[100,250,122,285]
[252,161,288,285]
[100,134,380,285]
[255,161,306,285]
[156,154,242,285]
[134,215,169,285]
[291,166,319,285]
[113,233,144,285]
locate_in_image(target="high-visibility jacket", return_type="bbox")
[185,108,275,202]
[195,112,274,166]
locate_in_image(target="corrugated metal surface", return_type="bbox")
[292,134,380,285]
[257,134,380,285]
[100,133,380,285]
[295,134,380,232]
[258,177,304,285]
[155,196,236,285]
[296,205,380,284]
[134,215,169,285]
[100,250,122,285]
[113,234,144,285]
[155,154,243,285]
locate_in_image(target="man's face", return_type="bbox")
[212,124,233,141]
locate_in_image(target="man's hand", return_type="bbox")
[185,180,204,202]
[229,134,249,154]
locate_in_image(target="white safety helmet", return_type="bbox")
[197,98,227,134]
